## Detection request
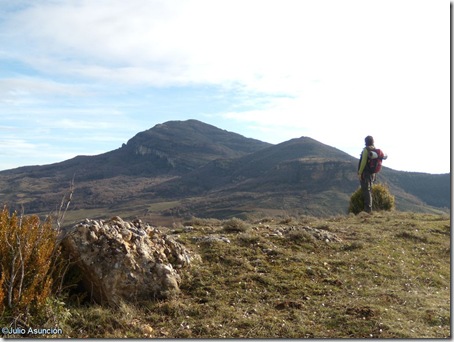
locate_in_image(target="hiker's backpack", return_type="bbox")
[366,148,386,173]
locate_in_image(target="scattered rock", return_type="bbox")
[141,324,154,336]
[61,216,199,305]
[191,235,231,244]
[279,225,342,242]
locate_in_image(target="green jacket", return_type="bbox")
[358,145,375,175]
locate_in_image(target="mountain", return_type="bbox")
[149,136,450,218]
[151,137,358,196]
[0,120,449,223]
[2,120,270,180]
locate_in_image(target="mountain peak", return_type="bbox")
[118,119,271,174]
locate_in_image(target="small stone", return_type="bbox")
[142,324,153,335]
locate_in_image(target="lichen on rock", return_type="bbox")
[61,216,198,305]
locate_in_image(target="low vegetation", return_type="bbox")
[0,206,67,333]
[0,210,450,338]
[348,183,395,214]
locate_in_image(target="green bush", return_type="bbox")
[348,184,395,214]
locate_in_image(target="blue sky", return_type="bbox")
[0,0,450,174]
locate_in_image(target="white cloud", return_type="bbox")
[0,78,89,106]
[0,138,38,154]
[0,0,449,173]
[0,138,98,169]
[0,2,366,86]
[2,0,449,94]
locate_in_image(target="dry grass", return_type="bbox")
[2,211,450,338]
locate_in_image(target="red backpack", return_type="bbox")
[367,148,386,173]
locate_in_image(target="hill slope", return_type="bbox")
[0,120,449,223]
[148,136,449,219]
[0,120,270,215]
[41,211,451,338]
[1,119,270,180]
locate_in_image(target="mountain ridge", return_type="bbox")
[0,119,449,223]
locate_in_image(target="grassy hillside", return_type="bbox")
[10,210,448,338]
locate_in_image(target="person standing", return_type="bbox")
[358,136,376,213]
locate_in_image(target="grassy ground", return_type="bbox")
[4,211,451,338]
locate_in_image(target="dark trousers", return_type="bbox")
[360,172,375,213]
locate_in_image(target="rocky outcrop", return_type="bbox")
[61,216,198,305]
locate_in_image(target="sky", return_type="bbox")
[0,0,450,174]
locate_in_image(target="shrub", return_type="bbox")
[222,218,250,233]
[0,206,60,320]
[286,230,316,244]
[348,184,395,214]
